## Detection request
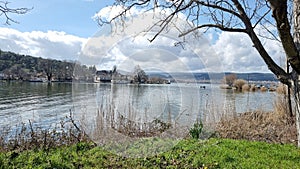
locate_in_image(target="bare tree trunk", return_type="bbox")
[287,61,293,117]
[293,0,300,147]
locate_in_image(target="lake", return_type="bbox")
[0,81,277,130]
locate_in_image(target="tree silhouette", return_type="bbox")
[133,65,148,84]
[0,1,31,25]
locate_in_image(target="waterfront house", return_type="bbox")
[94,70,112,83]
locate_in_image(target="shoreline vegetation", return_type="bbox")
[0,92,298,168]
[220,73,283,93]
[0,110,298,168]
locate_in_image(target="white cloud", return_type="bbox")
[0,27,86,61]
[0,5,285,75]
[56,22,285,73]
[211,31,284,73]
[82,8,217,73]
[92,5,142,22]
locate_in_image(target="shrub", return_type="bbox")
[250,84,258,92]
[222,74,237,87]
[242,84,250,92]
[233,79,247,91]
[189,120,203,139]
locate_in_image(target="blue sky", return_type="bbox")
[0,1,285,73]
[2,0,110,38]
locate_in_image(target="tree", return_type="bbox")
[98,0,300,146]
[132,65,148,84]
[0,1,31,25]
[39,59,53,82]
[112,65,117,74]
[222,74,237,87]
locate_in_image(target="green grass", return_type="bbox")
[0,138,299,168]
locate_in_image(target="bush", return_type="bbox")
[189,120,203,139]
[250,84,258,92]
[222,74,237,87]
[242,84,250,92]
[233,79,247,91]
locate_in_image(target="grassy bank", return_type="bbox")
[0,138,299,168]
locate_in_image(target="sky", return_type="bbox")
[2,0,108,37]
[0,1,286,73]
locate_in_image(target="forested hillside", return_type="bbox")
[0,50,96,82]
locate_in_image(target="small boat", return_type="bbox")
[111,80,131,84]
[29,77,48,83]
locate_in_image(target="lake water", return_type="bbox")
[0,81,277,129]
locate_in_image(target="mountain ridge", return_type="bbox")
[148,72,277,82]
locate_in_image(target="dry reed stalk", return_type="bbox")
[276,84,287,94]
[0,110,94,153]
[200,97,235,133]
[90,98,174,144]
[216,94,297,145]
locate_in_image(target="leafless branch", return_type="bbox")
[179,24,247,37]
[0,1,31,25]
[148,0,192,42]
[257,22,281,42]
[193,0,241,20]
[253,8,271,29]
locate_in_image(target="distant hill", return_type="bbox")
[148,72,277,82]
[194,72,277,82]
[0,50,96,82]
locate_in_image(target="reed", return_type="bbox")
[0,110,93,152]
[216,94,296,145]
[82,95,181,152]
[276,83,288,94]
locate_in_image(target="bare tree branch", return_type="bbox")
[257,22,281,42]
[148,0,193,42]
[193,0,241,20]
[0,1,31,25]
[179,24,247,37]
[253,8,271,29]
